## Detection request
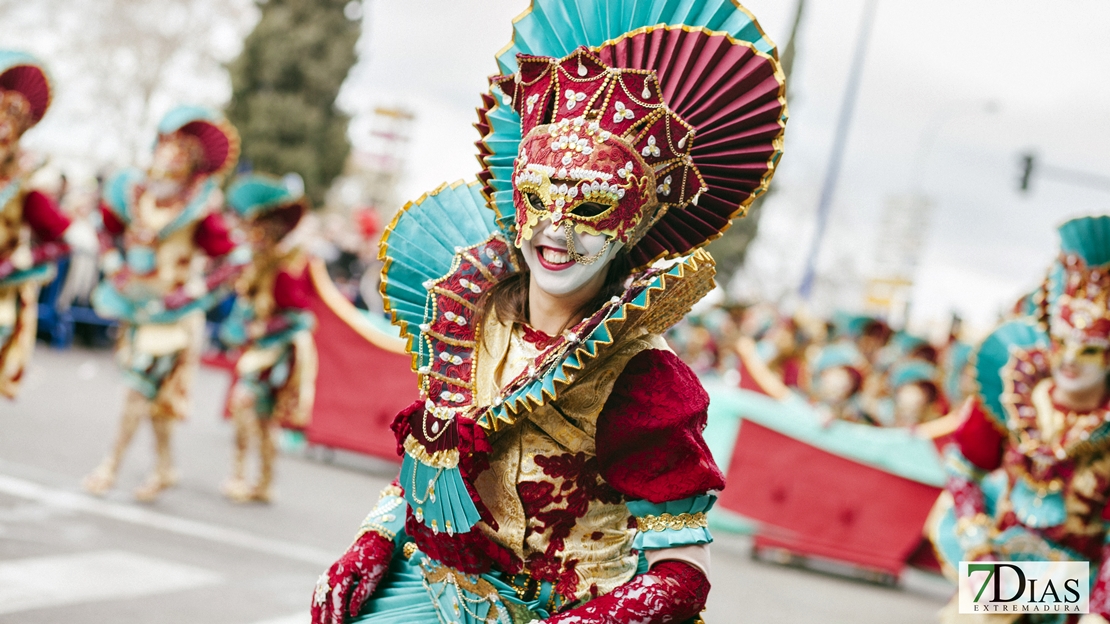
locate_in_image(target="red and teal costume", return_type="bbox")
[312,1,788,622]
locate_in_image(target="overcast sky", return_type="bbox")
[337,0,1110,333]
[8,0,1110,334]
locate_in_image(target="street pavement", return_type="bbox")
[0,345,952,623]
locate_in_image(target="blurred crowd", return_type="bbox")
[667,301,975,429]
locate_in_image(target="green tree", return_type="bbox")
[227,0,360,205]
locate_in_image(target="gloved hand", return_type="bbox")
[311,530,394,624]
[541,560,709,624]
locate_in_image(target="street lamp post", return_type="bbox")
[798,0,879,300]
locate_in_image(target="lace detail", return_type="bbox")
[544,561,709,624]
[1092,542,1110,618]
[310,530,393,624]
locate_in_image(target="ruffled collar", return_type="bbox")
[1002,347,1110,461]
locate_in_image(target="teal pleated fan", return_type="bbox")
[1058,215,1110,268]
[378,181,501,365]
[973,319,1048,429]
[493,0,778,74]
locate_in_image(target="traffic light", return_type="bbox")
[1019,153,1035,192]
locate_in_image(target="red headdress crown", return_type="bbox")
[480,26,787,267]
[1045,216,1110,345]
[1050,254,1110,346]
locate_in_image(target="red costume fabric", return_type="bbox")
[98,203,233,258]
[274,268,312,310]
[596,349,726,503]
[1092,542,1110,618]
[193,212,234,257]
[950,401,1004,472]
[99,204,124,236]
[311,530,393,624]
[386,347,722,615]
[543,561,710,624]
[22,190,70,241]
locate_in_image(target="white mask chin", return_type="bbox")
[1053,360,1108,395]
[1050,335,1110,396]
[818,367,855,404]
[520,219,623,297]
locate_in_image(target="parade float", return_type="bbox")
[713,337,960,582]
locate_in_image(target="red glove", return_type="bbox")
[544,561,709,624]
[311,531,394,624]
[1090,542,1110,619]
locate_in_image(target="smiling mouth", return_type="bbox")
[537,245,574,270]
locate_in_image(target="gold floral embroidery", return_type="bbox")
[636,512,709,533]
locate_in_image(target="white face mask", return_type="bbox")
[817,367,855,404]
[1051,336,1110,396]
[520,218,622,297]
[894,384,929,423]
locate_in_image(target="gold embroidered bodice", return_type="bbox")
[470,315,661,600]
[234,248,304,323]
[117,188,210,298]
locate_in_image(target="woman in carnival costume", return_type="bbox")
[931,216,1110,623]
[83,106,246,502]
[0,51,72,399]
[220,173,316,504]
[311,1,787,623]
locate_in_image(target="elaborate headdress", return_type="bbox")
[1042,216,1110,346]
[476,0,787,267]
[157,105,240,178]
[227,173,308,243]
[228,173,307,220]
[0,50,51,133]
[813,342,866,377]
[889,360,939,391]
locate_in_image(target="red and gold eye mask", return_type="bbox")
[512,115,657,247]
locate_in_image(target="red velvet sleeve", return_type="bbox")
[274,268,312,310]
[950,399,1005,472]
[193,213,235,257]
[596,349,726,503]
[22,190,70,241]
[99,203,125,235]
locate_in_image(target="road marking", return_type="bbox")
[0,474,336,567]
[248,613,309,624]
[0,550,220,615]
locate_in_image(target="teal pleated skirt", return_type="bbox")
[352,543,554,624]
[351,550,440,623]
[353,540,650,624]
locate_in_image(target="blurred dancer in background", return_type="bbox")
[931,216,1110,624]
[0,51,72,398]
[82,106,245,502]
[219,173,316,504]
